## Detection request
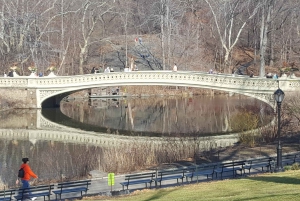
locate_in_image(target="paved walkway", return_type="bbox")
[23,152,300,200]
[46,164,267,200]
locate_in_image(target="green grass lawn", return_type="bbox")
[84,170,300,201]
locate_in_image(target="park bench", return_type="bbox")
[243,157,275,174]
[120,172,156,190]
[0,189,15,201]
[52,180,91,200]
[185,164,216,182]
[281,153,299,166]
[14,184,54,201]
[293,153,300,163]
[154,168,187,188]
[214,161,245,180]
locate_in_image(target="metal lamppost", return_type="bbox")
[274,88,285,171]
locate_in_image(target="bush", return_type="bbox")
[231,110,259,132]
[284,163,300,171]
[238,132,260,147]
[231,110,260,147]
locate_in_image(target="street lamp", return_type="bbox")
[274,88,285,171]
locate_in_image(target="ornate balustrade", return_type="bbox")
[0,71,300,108]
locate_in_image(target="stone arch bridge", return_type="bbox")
[0,71,299,108]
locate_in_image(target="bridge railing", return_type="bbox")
[0,71,299,93]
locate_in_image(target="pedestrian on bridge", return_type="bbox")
[104,67,110,73]
[173,63,178,72]
[91,67,96,74]
[266,72,272,78]
[273,74,278,79]
[8,70,13,77]
[249,70,254,78]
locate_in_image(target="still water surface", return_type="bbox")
[0,95,273,188]
[58,95,273,136]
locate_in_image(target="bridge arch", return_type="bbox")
[37,71,283,108]
[39,80,276,108]
[1,71,299,108]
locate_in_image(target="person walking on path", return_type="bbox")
[16,158,38,200]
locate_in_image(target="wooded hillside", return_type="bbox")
[0,0,299,76]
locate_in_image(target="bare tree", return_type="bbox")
[259,0,273,77]
[77,1,113,74]
[204,0,261,73]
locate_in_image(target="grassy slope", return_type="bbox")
[84,170,300,201]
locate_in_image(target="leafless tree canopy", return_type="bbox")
[0,0,299,75]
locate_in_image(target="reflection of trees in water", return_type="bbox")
[0,109,37,129]
[1,135,221,189]
[60,95,273,136]
[0,139,102,189]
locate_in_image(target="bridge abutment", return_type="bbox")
[0,88,37,109]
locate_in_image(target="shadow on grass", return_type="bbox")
[143,188,177,201]
[246,175,300,185]
[235,193,300,201]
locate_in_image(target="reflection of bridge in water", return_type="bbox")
[0,110,239,149]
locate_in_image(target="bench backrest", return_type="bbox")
[282,154,297,161]
[124,172,156,181]
[220,161,245,168]
[187,164,217,173]
[18,185,54,194]
[0,189,15,197]
[57,180,91,189]
[157,168,186,177]
[294,153,300,162]
[246,157,274,165]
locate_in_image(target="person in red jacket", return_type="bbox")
[16,158,38,200]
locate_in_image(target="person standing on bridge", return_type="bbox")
[273,73,278,79]
[104,67,110,73]
[249,70,254,78]
[173,63,178,72]
[8,70,13,77]
[91,67,96,74]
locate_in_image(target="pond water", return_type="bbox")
[58,95,273,136]
[0,94,274,188]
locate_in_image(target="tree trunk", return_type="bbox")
[260,9,266,77]
[259,1,272,77]
[161,0,166,70]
